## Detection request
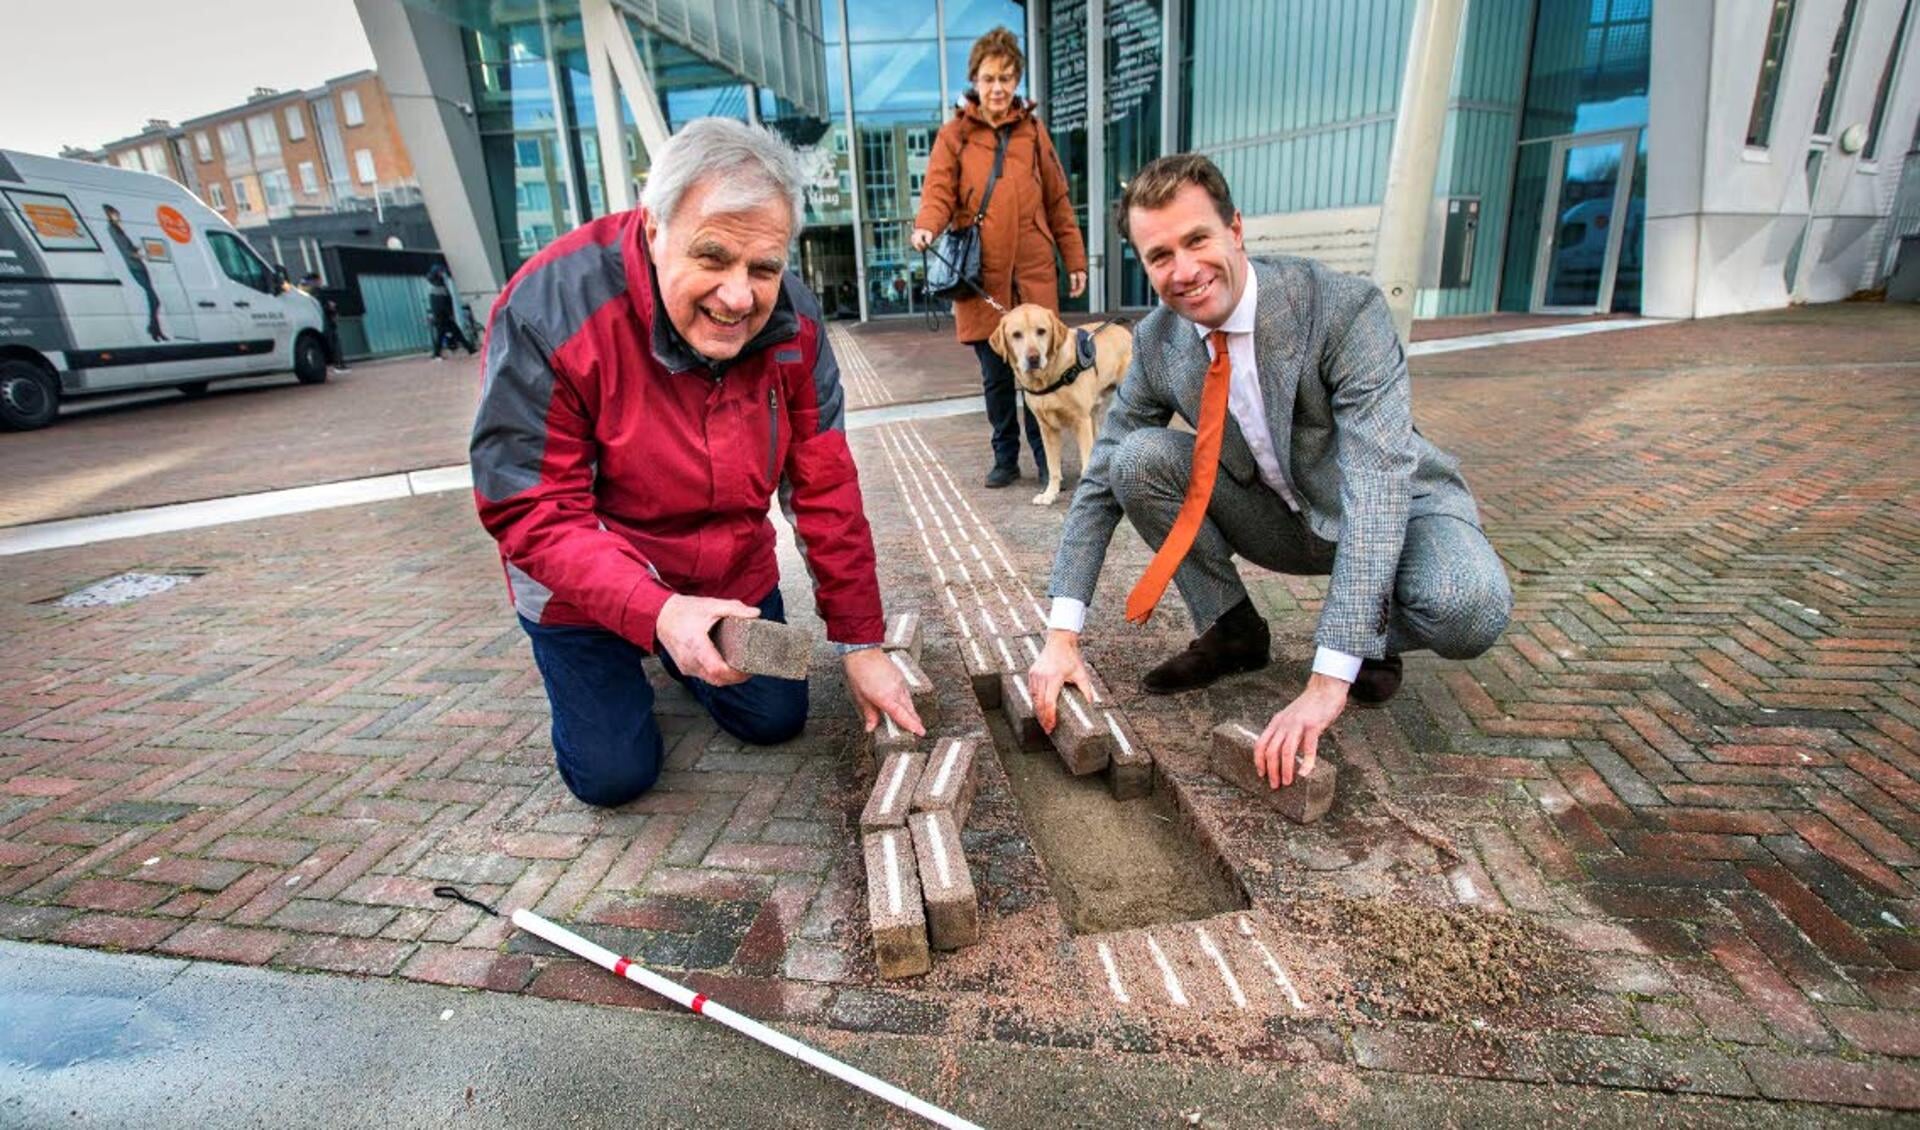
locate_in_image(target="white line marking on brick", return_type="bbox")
[1020,637,1040,661]
[926,817,954,890]
[1250,938,1308,1012]
[1449,869,1479,904]
[1144,934,1189,1007]
[880,755,911,815]
[1234,724,1262,744]
[1194,926,1247,1009]
[994,637,1016,671]
[931,739,960,796]
[1097,942,1131,1004]
[1065,692,1091,731]
[883,831,903,915]
[888,650,924,689]
[1106,714,1133,756]
[1012,676,1034,709]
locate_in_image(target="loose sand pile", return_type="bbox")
[1288,895,1584,1023]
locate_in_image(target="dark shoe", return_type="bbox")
[1349,655,1403,705]
[1142,599,1270,695]
[984,465,1019,489]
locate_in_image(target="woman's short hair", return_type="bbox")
[968,27,1024,81]
[1116,153,1238,242]
[639,117,805,236]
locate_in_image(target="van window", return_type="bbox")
[208,230,276,294]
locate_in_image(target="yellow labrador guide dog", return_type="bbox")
[987,304,1135,506]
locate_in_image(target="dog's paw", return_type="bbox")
[1032,489,1058,506]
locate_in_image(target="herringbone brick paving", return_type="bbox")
[1,303,1916,1110]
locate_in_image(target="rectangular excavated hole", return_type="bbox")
[45,569,206,608]
[983,712,1248,935]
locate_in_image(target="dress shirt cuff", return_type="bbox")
[1047,597,1087,633]
[1312,646,1364,683]
[834,641,883,656]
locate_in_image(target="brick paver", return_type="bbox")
[1,303,1916,1110]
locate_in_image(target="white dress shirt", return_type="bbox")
[1049,264,1364,684]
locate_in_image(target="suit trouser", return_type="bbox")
[1109,427,1512,659]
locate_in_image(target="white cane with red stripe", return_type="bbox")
[510,908,982,1130]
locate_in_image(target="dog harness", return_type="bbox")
[1030,317,1131,396]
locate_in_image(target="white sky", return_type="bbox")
[1,0,376,157]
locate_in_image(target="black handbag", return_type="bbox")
[925,125,1010,303]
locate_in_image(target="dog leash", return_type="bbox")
[919,243,1009,316]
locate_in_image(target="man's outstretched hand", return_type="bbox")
[656,594,761,686]
[845,648,925,736]
[1027,630,1096,733]
[1254,673,1350,788]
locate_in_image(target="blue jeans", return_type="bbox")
[520,587,809,808]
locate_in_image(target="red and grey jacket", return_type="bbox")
[469,210,884,651]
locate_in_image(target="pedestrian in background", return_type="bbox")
[428,262,475,359]
[298,272,349,373]
[911,26,1086,490]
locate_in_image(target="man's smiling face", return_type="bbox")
[645,178,792,361]
[1128,182,1248,329]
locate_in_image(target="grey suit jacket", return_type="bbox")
[1048,255,1482,658]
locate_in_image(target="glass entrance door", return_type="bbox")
[1531,130,1638,314]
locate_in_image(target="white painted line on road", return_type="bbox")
[1,473,421,557]
[1406,316,1666,357]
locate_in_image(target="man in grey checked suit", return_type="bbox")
[1028,153,1511,793]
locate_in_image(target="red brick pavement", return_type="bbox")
[0,353,481,527]
[1,303,1917,1109]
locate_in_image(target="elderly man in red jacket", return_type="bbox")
[471,118,923,807]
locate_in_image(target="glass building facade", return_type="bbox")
[390,0,1677,320]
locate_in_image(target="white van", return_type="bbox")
[0,149,329,430]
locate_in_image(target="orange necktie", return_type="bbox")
[1126,330,1233,624]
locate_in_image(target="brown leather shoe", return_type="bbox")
[1349,654,1403,705]
[1142,600,1270,695]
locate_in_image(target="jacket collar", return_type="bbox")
[956,91,1032,130]
[627,210,799,376]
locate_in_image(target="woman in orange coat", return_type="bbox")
[912,27,1088,490]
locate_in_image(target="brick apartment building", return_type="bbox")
[76,71,435,279]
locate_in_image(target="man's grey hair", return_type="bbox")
[640,118,806,236]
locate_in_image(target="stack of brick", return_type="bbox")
[997,665,1154,800]
[859,736,983,977]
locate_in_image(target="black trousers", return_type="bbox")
[972,341,1046,477]
[432,310,474,357]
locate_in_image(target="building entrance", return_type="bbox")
[1530,129,1640,315]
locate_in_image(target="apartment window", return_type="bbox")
[514,138,541,168]
[218,121,248,160]
[354,148,376,184]
[195,131,213,162]
[341,89,365,127]
[285,105,307,142]
[1813,0,1861,136]
[246,114,281,158]
[297,161,319,195]
[143,143,169,174]
[232,178,253,211]
[1865,0,1915,158]
[116,152,143,172]
[207,181,226,209]
[1746,0,1798,148]
[261,169,292,208]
